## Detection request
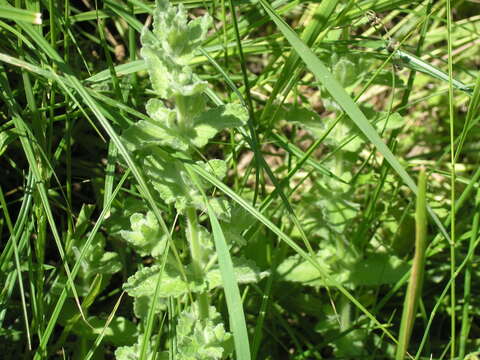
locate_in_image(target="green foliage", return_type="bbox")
[175,304,233,360]
[122,102,247,152]
[141,0,212,98]
[288,104,404,153]
[72,316,138,347]
[140,153,228,213]
[2,0,479,358]
[277,248,408,287]
[71,233,122,296]
[120,211,167,258]
[123,0,246,155]
[123,263,203,299]
[115,335,159,360]
[117,1,256,359]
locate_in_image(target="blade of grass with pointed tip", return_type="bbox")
[257,0,450,243]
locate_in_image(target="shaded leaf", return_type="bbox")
[206,257,269,290]
[176,304,233,360]
[123,264,204,299]
[120,211,167,258]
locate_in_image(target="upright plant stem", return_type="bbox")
[186,207,209,320]
[458,189,479,358]
[446,0,456,357]
[396,169,427,360]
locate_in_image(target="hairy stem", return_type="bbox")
[186,206,209,319]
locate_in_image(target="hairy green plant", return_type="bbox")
[114,1,264,359]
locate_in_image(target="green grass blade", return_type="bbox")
[208,204,251,360]
[454,75,480,161]
[0,5,41,24]
[260,0,338,124]
[446,2,457,357]
[393,48,472,95]
[33,170,129,359]
[0,186,31,349]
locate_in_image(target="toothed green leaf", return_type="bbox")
[176,304,233,360]
[206,257,269,290]
[115,335,160,360]
[123,264,204,299]
[276,249,345,287]
[122,99,189,152]
[141,0,211,98]
[72,316,137,347]
[347,253,409,286]
[142,153,194,212]
[143,153,227,213]
[120,211,167,258]
[70,233,122,296]
[133,295,167,319]
[190,104,248,148]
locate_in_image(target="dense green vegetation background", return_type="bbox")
[1,0,480,359]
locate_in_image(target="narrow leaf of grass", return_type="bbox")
[207,202,251,360]
[454,75,480,161]
[446,1,457,357]
[84,292,126,360]
[395,168,427,360]
[0,5,41,24]
[257,0,450,244]
[458,189,479,358]
[95,1,123,216]
[227,0,262,206]
[139,226,172,360]
[0,186,31,349]
[14,29,186,351]
[260,0,338,125]
[0,64,92,346]
[397,0,433,113]
[391,48,472,95]
[415,232,480,358]
[0,172,34,274]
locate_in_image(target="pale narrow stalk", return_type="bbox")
[458,190,479,358]
[186,206,209,319]
[446,1,456,357]
[396,169,427,360]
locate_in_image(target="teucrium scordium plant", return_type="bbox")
[115,1,266,359]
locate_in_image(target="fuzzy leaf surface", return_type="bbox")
[120,211,167,258]
[123,264,203,299]
[175,304,233,360]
